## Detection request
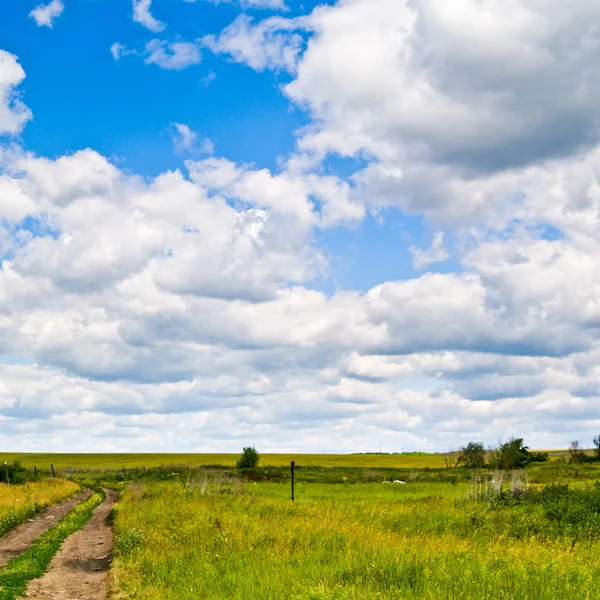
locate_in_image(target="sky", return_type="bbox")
[1,0,600,453]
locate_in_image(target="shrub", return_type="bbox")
[490,438,530,470]
[461,442,486,469]
[569,440,586,465]
[0,461,27,484]
[236,447,260,469]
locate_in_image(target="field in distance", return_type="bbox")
[1,452,450,470]
[0,450,569,471]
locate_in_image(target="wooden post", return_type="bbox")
[34,466,38,480]
[51,464,56,478]
[291,460,295,501]
[4,461,9,485]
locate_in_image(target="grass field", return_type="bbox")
[109,469,600,600]
[0,453,449,471]
[0,479,79,538]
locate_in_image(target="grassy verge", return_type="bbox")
[0,488,104,600]
[0,479,80,538]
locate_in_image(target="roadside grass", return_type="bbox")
[0,479,80,538]
[0,488,103,600]
[110,478,600,600]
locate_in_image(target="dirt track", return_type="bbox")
[19,489,118,600]
[0,489,92,568]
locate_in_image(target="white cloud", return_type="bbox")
[110,43,138,61]
[0,51,32,135]
[171,123,196,151]
[144,40,201,70]
[9,0,600,452]
[132,0,165,33]
[170,123,214,155]
[186,0,285,8]
[410,232,449,270]
[203,14,304,72]
[29,0,64,28]
[213,0,286,9]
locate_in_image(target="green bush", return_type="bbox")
[461,442,486,468]
[0,461,27,485]
[236,447,260,469]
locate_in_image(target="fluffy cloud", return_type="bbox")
[132,0,165,33]
[204,0,600,222]
[7,0,600,451]
[410,232,449,270]
[0,52,32,135]
[284,0,600,170]
[203,15,304,72]
[29,0,64,28]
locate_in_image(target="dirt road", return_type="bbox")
[0,489,92,568]
[19,488,118,600]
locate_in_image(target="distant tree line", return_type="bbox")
[448,435,600,469]
[567,436,600,464]
[446,438,549,470]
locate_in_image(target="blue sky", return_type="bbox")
[1,0,600,453]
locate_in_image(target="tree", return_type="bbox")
[236,447,260,469]
[461,442,486,469]
[443,448,463,469]
[593,435,600,461]
[493,438,530,470]
[569,440,585,465]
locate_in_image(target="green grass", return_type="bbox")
[0,479,80,538]
[110,474,600,600]
[0,489,104,600]
[0,452,450,471]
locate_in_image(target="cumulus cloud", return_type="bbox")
[8,0,600,451]
[203,15,304,72]
[0,51,32,135]
[410,232,449,270]
[29,0,64,28]
[132,0,165,33]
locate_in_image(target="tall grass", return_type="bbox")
[111,477,600,599]
[0,479,80,538]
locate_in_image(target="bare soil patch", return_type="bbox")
[0,489,91,568]
[19,489,118,600]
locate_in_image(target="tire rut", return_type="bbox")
[0,489,92,568]
[19,489,118,600]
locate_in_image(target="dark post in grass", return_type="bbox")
[291,460,295,501]
[51,464,56,478]
[3,461,9,485]
[34,466,38,480]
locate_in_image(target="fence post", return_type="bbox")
[51,464,56,478]
[291,460,295,501]
[3,461,9,485]
[34,466,38,480]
